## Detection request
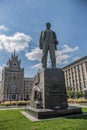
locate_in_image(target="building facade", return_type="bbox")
[1,52,24,101]
[24,78,34,100]
[0,52,34,101]
[63,56,87,92]
[0,81,2,101]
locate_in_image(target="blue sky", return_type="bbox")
[0,0,87,79]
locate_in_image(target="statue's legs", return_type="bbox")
[42,44,48,68]
[49,43,56,68]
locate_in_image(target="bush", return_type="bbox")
[68,98,87,103]
[1,100,31,106]
[67,91,84,99]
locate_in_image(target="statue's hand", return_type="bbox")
[39,45,43,49]
[39,42,43,49]
[54,40,59,45]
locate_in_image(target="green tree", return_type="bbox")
[66,86,84,99]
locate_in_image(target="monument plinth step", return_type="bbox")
[25,106,82,119]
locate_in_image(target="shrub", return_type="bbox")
[67,91,84,99]
[1,101,11,106]
[1,100,31,106]
[68,98,87,103]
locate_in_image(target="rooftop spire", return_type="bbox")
[14,49,15,56]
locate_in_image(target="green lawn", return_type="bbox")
[0,108,87,130]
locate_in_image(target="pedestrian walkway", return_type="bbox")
[21,111,39,121]
[0,106,25,110]
[69,103,87,108]
[0,104,87,111]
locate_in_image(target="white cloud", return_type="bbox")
[0,25,8,31]
[25,44,79,68]
[73,56,80,61]
[61,60,69,65]
[56,51,70,64]
[61,44,79,54]
[0,44,3,50]
[31,63,42,69]
[55,44,79,64]
[0,32,32,52]
[25,47,42,61]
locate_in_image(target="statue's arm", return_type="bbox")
[53,32,59,45]
[39,31,44,49]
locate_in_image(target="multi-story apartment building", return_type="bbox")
[0,81,2,101]
[24,78,34,100]
[62,56,87,92]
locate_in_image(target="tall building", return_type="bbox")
[62,56,87,92]
[1,52,24,101]
[0,81,2,101]
[24,78,34,100]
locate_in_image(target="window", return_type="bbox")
[13,62,17,67]
[26,95,29,99]
[11,94,17,100]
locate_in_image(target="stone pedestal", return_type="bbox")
[27,68,82,119]
[25,106,82,119]
[31,68,68,109]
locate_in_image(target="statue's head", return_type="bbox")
[46,22,51,29]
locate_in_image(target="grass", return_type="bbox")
[0,108,87,130]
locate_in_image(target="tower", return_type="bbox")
[2,52,24,101]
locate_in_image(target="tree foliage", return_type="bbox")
[66,86,84,99]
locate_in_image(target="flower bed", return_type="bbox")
[68,98,87,104]
[1,100,31,106]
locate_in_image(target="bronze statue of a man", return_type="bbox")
[39,22,58,68]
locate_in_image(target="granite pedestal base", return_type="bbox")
[25,106,82,119]
[29,68,82,119]
[31,68,68,109]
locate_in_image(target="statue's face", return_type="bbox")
[46,23,51,29]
